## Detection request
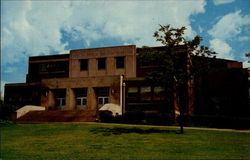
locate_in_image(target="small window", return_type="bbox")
[77,98,82,105]
[80,59,88,71]
[98,97,109,105]
[39,63,47,72]
[140,86,151,101]
[98,58,106,70]
[153,86,165,100]
[128,87,138,98]
[104,97,109,104]
[82,98,87,105]
[116,56,125,68]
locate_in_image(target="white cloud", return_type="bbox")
[238,36,250,41]
[198,25,204,33]
[1,0,206,66]
[213,0,235,5]
[4,67,17,73]
[1,1,71,65]
[209,38,234,59]
[208,10,250,60]
[208,10,250,40]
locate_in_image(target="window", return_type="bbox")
[128,87,138,98]
[96,88,109,108]
[80,59,88,71]
[76,97,87,109]
[140,86,151,100]
[39,63,47,72]
[153,86,165,100]
[56,98,66,109]
[54,89,66,110]
[75,88,87,110]
[98,58,106,70]
[116,56,125,68]
[98,97,109,105]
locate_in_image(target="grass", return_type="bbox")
[1,123,250,160]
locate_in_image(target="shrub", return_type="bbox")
[183,115,250,129]
[122,111,146,124]
[0,103,19,120]
[0,119,15,126]
[145,112,172,125]
[99,110,114,122]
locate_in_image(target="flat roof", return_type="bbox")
[5,82,41,87]
[70,45,136,52]
[29,54,69,61]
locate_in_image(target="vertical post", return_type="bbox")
[123,82,126,114]
[120,75,123,114]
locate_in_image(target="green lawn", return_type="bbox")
[1,123,249,160]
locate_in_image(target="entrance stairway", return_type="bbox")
[16,110,98,122]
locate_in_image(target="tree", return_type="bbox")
[138,25,216,133]
[246,53,250,66]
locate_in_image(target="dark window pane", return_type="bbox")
[128,87,138,98]
[116,56,125,68]
[82,98,87,105]
[75,88,87,97]
[98,98,103,104]
[39,64,47,72]
[80,59,88,71]
[61,98,66,106]
[104,97,109,104]
[77,99,81,105]
[98,58,106,70]
[153,86,165,100]
[97,88,109,96]
[56,99,61,106]
[140,86,151,101]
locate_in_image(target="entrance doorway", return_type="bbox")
[54,89,66,110]
[95,88,109,108]
[74,88,87,110]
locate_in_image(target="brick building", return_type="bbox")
[4,45,249,120]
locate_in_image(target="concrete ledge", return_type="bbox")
[16,105,45,119]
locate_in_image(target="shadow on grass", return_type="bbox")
[90,127,178,136]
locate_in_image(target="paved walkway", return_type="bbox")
[182,126,250,133]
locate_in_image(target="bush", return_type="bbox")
[0,103,19,120]
[145,112,172,125]
[0,119,15,126]
[122,111,146,124]
[102,111,173,125]
[183,115,250,129]
[99,110,114,123]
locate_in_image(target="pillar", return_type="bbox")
[66,88,76,110]
[87,87,97,111]
[47,90,55,110]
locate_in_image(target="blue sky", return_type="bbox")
[1,0,250,99]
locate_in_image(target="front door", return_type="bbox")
[54,89,66,110]
[75,88,87,110]
[96,88,110,108]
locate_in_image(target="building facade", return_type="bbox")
[4,45,249,120]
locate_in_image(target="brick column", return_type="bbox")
[66,88,76,110]
[47,90,55,110]
[87,87,97,111]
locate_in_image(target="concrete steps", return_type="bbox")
[16,110,98,122]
